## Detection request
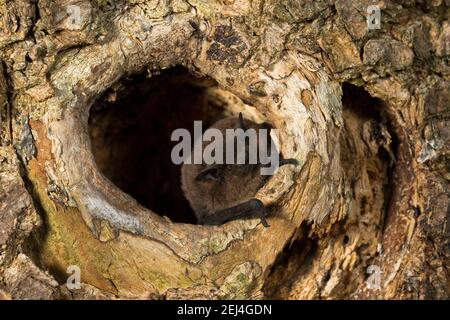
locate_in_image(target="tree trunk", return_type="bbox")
[0,0,448,299]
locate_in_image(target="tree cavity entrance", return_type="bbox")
[88,66,240,223]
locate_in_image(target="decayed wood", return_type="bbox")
[0,0,448,299]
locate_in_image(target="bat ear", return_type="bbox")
[239,112,247,130]
[261,122,272,134]
[195,166,220,182]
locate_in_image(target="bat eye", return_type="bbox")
[195,167,220,182]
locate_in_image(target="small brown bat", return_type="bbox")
[181,113,297,227]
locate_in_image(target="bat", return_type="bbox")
[181,113,297,227]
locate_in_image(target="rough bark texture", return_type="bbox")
[0,0,448,299]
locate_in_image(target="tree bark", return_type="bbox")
[0,0,448,299]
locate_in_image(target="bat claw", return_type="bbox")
[260,216,269,227]
[251,199,269,227]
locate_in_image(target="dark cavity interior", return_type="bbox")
[88,67,227,223]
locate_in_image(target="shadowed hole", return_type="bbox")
[88,66,228,223]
